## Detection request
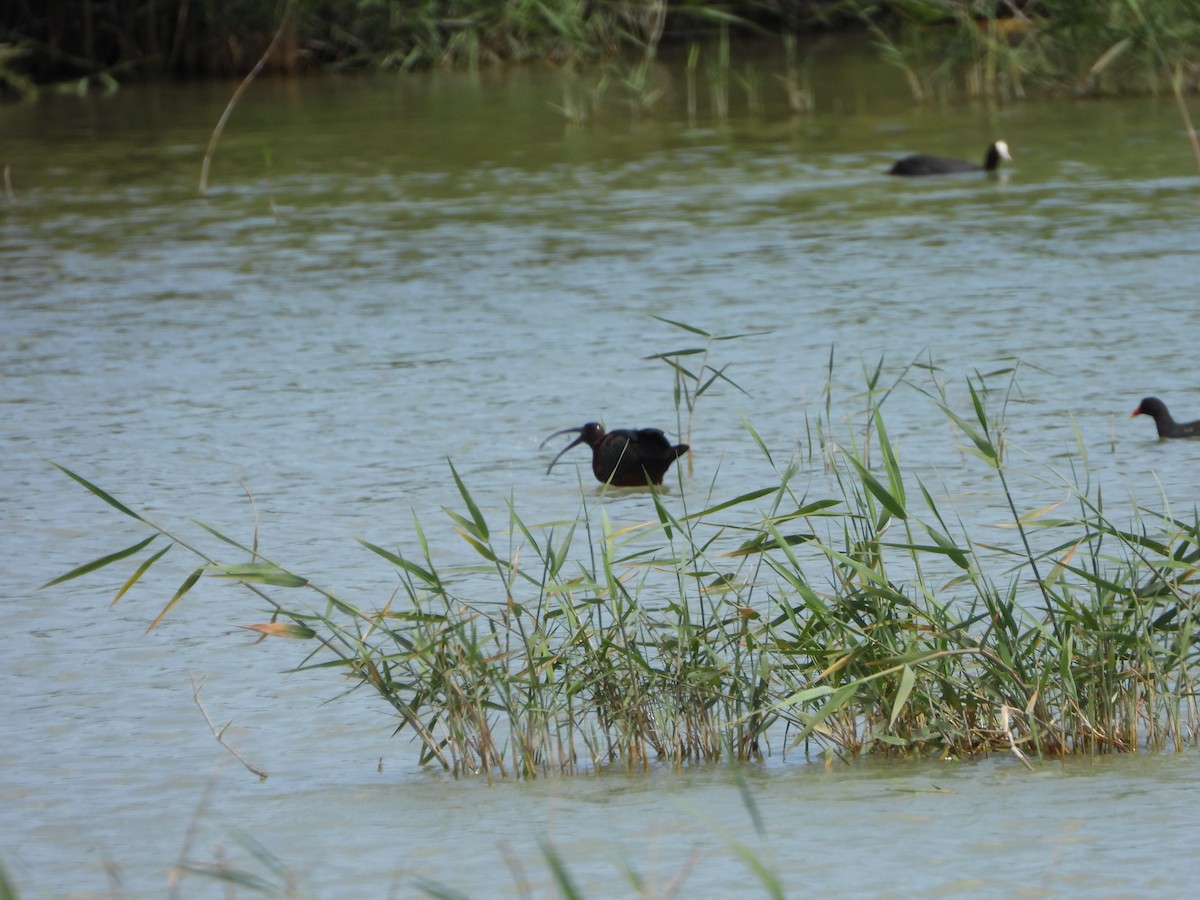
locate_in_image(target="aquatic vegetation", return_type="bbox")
[47,346,1200,779]
[3,1,1196,102]
[851,0,1200,102]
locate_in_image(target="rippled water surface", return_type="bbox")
[4,39,1200,896]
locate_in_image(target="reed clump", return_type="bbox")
[47,361,1200,778]
[4,1,1197,101]
[0,0,712,90]
[854,0,1200,101]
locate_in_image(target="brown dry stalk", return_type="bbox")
[198,2,294,195]
[190,673,268,780]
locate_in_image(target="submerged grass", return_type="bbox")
[47,352,1200,778]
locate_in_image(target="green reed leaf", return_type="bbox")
[239,622,317,639]
[876,415,905,509]
[458,529,500,564]
[549,523,576,578]
[356,538,438,586]
[696,360,751,397]
[644,346,707,361]
[682,486,778,520]
[112,543,173,605]
[50,462,146,522]
[210,563,308,588]
[42,533,159,589]
[649,315,712,337]
[940,403,997,461]
[538,840,582,900]
[889,664,916,728]
[786,683,859,746]
[146,567,204,633]
[967,379,989,431]
[845,453,907,521]
[412,878,471,900]
[447,459,487,539]
[729,533,814,557]
[1091,37,1132,75]
[651,489,675,542]
[193,519,254,554]
[742,417,774,465]
[882,541,970,569]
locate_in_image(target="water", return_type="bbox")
[3,37,1200,896]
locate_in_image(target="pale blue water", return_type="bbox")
[3,41,1200,896]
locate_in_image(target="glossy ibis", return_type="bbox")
[889,140,1011,176]
[1131,397,1200,438]
[542,422,689,486]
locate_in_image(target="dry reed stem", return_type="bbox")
[198,3,294,195]
[190,673,268,780]
[1001,703,1035,771]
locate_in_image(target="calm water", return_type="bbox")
[3,37,1200,896]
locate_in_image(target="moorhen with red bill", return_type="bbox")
[543,422,688,486]
[1131,397,1200,438]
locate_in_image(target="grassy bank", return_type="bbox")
[2,1,1198,101]
[47,357,1200,780]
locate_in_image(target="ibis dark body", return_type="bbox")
[1131,397,1200,438]
[888,140,1011,177]
[543,422,689,486]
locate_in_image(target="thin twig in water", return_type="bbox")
[3,165,15,205]
[198,2,294,195]
[190,673,268,780]
[1001,703,1035,771]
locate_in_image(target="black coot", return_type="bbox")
[889,140,1011,176]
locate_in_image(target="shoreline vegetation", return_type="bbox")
[1,1,1198,103]
[46,339,1200,781]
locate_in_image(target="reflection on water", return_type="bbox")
[3,40,1200,895]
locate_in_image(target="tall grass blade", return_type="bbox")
[909,528,970,569]
[682,486,779,520]
[356,539,438,585]
[732,764,766,837]
[112,543,173,605]
[651,489,676,541]
[448,459,488,539]
[889,664,916,728]
[49,462,146,522]
[742,417,775,467]
[845,453,906,521]
[537,840,582,900]
[146,568,204,634]
[942,404,997,461]
[239,622,316,639]
[726,840,784,900]
[876,415,905,509]
[649,315,712,337]
[787,683,858,746]
[210,563,308,588]
[0,861,17,900]
[193,520,256,554]
[413,880,471,900]
[41,534,159,589]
